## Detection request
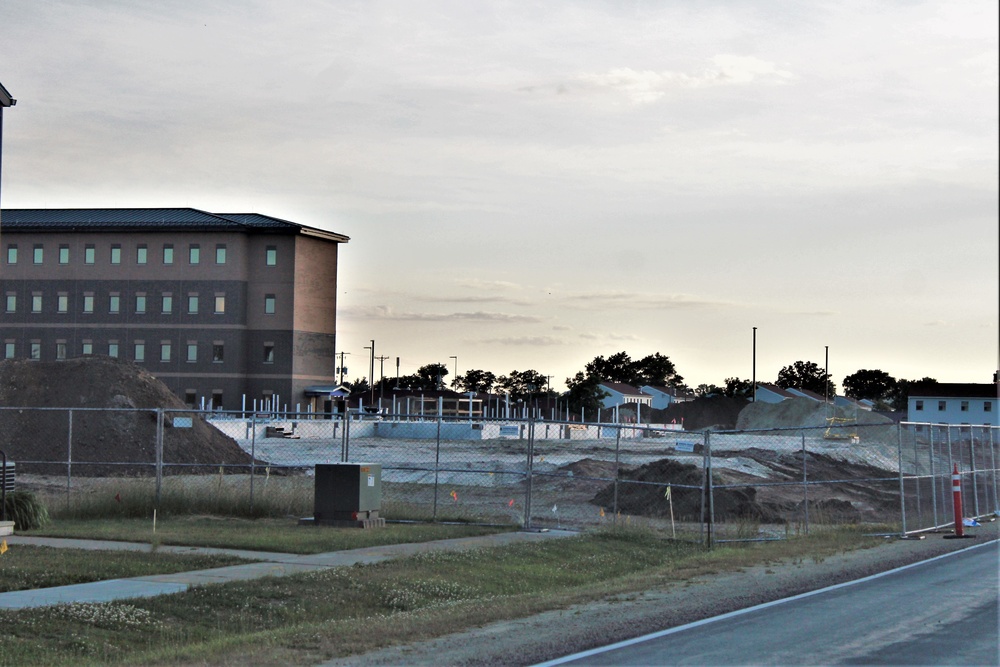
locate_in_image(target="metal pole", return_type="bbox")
[946,426,954,522]
[897,423,907,535]
[155,409,163,507]
[929,426,938,527]
[705,431,714,549]
[524,418,535,530]
[66,409,73,512]
[613,423,622,524]
[912,424,923,530]
[989,426,998,514]
[249,409,256,513]
[752,327,757,402]
[969,432,979,517]
[802,432,809,534]
[433,416,442,521]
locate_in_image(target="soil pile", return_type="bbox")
[0,357,252,474]
[591,458,786,523]
[650,396,748,431]
[736,397,893,431]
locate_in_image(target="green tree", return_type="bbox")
[564,372,608,417]
[888,377,938,411]
[582,351,684,389]
[695,383,724,397]
[453,369,497,393]
[776,360,835,397]
[842,369,897,403]
[723,377,753,398]
[497,369,550,399]
[416,363,449,390]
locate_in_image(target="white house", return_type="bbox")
[907,383,997,426]
[597,382,653,410]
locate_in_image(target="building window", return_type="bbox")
[4,294,15,313]
[82,341,93,356]
[137,244,148,264]
[216,244,227,264]
[186,342,198,362]
[938,401,946,411]
[31,293,42,313]
[185,390,197,407]
[59,245,70,264]
[83,294,95,313]
[213,342,224,363]
[33,244,43,264]
[160,342,172,362]
[4,342,14,359]
[136,293,147,314]
[187,294,199,314]
[84,244,96,264]
[134,342,145,362]
[915,400,923,411]
[961,401,969,412]
[163,244,174,265]
[30,342,41,360]
[189,244,200,264]
[57,294,69,313]
[56,342,67,360]
[986,402,994,413]
[211,390,224,410]
[214,295,225,314]
[110,244,122,264]
[263,344,274,364]
[108,341,119,358]
[265,246,277,266]
[6,245,16,264]
[109,293,120,314]
[162,294,173,314]
[264,294,275,314]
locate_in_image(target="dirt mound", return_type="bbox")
[735,397,893,431]
[591,458,786,523]
[0,357,252,475]
[650,396,748,431]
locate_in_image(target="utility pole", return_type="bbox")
[824,345,829,404]
[752,327,757,402]
[336,351,351,385]
[364,340,375,404]
[375,356,389,402]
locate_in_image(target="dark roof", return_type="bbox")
[908,383,998,399]
[0,208,348,241]
[0,80,14,107]
[598,382,649,396]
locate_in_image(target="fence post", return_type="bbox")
[911,425,922,530]
[66,409,73,512]
[704,431,714,549]
[249,409,256,513]
[433,416,442,522]
[801,432,809,534]
[155,409,163,507]
[524,419,535,530]
[989,427,998,515]
[929,426,938,527]
[613,423,622,524]
[969,433,979,517]
[945,427,954,525]
[897,423,907,535]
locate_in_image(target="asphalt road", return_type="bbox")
[538,540,999,666]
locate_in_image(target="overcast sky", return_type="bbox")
[2,0,997,391]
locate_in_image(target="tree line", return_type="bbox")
[343,351,942,413]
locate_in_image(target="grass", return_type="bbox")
[25,516,512,554]
[0,524,888,666]
[0,546,249,593]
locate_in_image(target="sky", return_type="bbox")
[1,0,997,392]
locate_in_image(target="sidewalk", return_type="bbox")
[0,530,576,610]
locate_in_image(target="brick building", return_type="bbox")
[0,208,348,412]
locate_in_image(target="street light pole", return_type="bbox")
[824,345,829,403]
[364,340,375,404]
[752,327,757,402]
[449,355,458,390]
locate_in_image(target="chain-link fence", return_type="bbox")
[3,406,998,545]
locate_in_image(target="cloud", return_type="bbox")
[578,332,641,342]
[411,294,534,306]
[559,290,731,310]
[342,305,542,323]
[454,279,524,291]
[474,336,566,346]
[574,56,794,104]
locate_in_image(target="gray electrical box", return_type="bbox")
[309,463,384,527]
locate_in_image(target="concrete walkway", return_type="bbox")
[0,530,576,610]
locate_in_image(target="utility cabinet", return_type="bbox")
[306,463,385,528]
